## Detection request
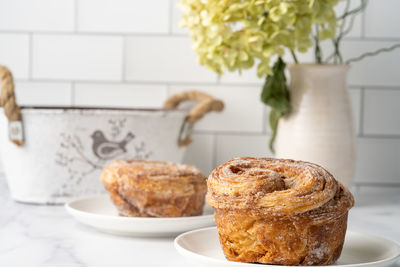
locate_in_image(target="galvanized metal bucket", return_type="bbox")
[0,66,224,204]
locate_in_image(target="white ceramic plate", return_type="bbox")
[175,227,400,267]
[65,195,215,237]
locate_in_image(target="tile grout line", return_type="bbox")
[261,105,268,134]
[12,78,262,88]
[28,32,33,79]
[121,36,127,81]
[193,131,267,136]
[13,78,400,90]
[355,184,361,195]
[216,75,221,85]
[356,182,400,187]
[193,129,400,139]
[358,134,400,140]
[360,1,366,39]
[0,29,398,42]
[70,82,76,106]
[211,134,218,170]
[168,0,173,35]
[74,0,79,33]
[359,87,365,136]
[344,36,400,42]
[14,79,221,86]
[0,30,190,38]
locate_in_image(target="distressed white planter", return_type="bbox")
[0,64,223,204]
[275,64,356,187]
[0,108,190,204]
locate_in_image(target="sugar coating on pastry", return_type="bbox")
[207,157,354,266]
[101,159,207,217]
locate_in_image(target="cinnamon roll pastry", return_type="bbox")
[101,159,207,217]
[207,157,354,266]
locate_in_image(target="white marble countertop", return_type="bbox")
[0,177,399,267]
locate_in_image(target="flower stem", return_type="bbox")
[314,25,322,64]
[346,43,400,64]
[290,49,299,64]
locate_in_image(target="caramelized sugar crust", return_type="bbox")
[207,157,354,265]
[101,159,207,217]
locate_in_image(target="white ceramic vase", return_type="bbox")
[275,64,356,187]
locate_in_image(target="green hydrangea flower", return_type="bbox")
[180,0,338,77]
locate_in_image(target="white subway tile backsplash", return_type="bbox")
[365,0,400,38]
[363,89,400,135]
[341,40,400,87]
[74,83,167,108]
[216,134,273,166]
[32,35,123,81]
[171,0,188,35]
[334,0,363,38]
[169,85,264,133]
[0,0,74,32]
[349,88,361,135]
[78,0,169,34]
[15,82,72,106]
[0,34,30,79]
[219,66,262,85]
[0,0,399,188]
[181,133,214,175]
[125,37,217,83]
[357,185,400,195]
[355,137,400,184]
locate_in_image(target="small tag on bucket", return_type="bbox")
[8,121,24,142]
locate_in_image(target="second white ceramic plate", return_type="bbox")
[65,195,215,237]
[175,227,400,267]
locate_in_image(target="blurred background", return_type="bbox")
[0,0,399,191]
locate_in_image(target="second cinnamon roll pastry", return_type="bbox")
[101,159,207,217]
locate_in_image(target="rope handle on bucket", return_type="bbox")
[0,65,24,146]
[163,90,224,147]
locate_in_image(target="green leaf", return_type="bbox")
[260,57,291,153]
[268,109,282,153]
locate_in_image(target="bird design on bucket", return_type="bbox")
[91,130,135,160]
[55,119,153,196]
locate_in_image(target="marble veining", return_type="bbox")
[0,177,399,267]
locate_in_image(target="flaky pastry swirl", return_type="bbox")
[207,157,354,221]
[102,159,207,217]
